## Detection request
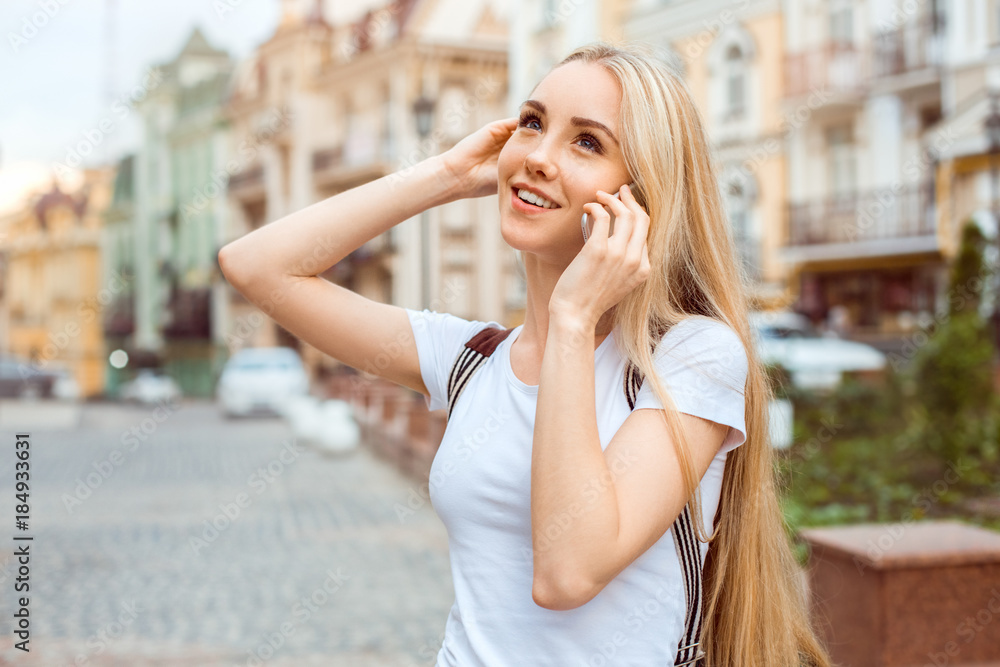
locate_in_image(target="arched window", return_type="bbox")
[708,25,756,126]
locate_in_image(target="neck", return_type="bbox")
[517,251,614,354]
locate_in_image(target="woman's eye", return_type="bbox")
[516,113,602,154]
[518,115,541,130]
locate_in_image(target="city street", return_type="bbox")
[0,399,454,666]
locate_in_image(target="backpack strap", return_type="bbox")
[446,324,706,666]
[446,325,514,419]
[625,359,707,667]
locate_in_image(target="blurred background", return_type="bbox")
[1,0,1000,665]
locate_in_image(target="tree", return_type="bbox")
[911,220,997,472]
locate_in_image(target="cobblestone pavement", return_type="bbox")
[0,399,454,667]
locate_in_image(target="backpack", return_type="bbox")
[446,324,706,667]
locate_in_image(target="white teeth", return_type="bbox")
[517,188,555,209]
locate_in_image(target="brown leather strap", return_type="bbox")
[464,326,514,357]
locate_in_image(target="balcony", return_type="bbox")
[102,294,135,337]
[311,140,390,190]
[312,145,344,173]
[162,286,212,339]
[785,44,868,101]
[228,165,265,200]
[783,183,938,263]
[873,14,945,82]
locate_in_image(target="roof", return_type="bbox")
[178,26,228,58]
[33,185,86,229]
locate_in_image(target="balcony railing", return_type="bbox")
[228,165,264,194]
[103,294,135,337]
[873,14,945,78]
[788,182,936,246]
[163,287,212,339]
[312,146,344,172]
[785,45,868,98]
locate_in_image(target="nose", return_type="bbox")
[523,136,559,180]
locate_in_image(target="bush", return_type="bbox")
[778,219,1000,560]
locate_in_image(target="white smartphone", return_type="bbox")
[581,182,637,242]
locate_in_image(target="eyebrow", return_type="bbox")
[520,99,620,146]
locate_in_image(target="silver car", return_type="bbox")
[749,311,886,390]
[216,347,310,417]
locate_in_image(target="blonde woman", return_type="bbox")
[220,41,831,666]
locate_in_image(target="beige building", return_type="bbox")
[776,0,948,346]
[224,0,511,378]
[626,0,787,309]
[626,0,1000,355]
[0,168,117,397]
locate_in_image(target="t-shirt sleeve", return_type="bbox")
[405,308,504,412]
[632,317,749,454]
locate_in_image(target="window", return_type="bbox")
[827,124,856,197]
[723,174,760,280]
[830,3,854,47]
[709,26,755,126]
[725,45,746,118]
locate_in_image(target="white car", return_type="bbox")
[216,347,310,417]
[120,369,182,404]
[749,311,886,390]
[49,365,81,401]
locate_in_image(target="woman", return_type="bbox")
[220,41,831,666]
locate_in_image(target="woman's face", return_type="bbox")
[497,60,632,262]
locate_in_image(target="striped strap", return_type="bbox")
[447,325,513,419]
[625,360,706,667]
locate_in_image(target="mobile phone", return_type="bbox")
[581,182,637,242]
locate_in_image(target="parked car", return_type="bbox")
[119,369,182,405]
[0,356,64,398]
[48,364,81,401]
[216,347,310,417]
[749,310,886,390]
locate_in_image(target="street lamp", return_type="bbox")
[413,95,436,310]
[985,91,1000,355]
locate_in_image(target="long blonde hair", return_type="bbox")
[538,42,831,667]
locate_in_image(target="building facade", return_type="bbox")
[778,0,948,348]
[130,27,234,396]
[626,0,999,357]
[626,0,787,309]
[223,0,512,379]
[2,168,116,397]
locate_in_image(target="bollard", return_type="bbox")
[801,520,1000,667]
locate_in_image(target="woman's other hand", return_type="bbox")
[440,117,519,200]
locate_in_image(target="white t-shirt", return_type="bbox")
[405,307,749,667]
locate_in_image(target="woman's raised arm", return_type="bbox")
[219,156,450,290]
[215,118,517,395]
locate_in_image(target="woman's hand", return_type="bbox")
[439,117,519,200]
[550,184,651,326]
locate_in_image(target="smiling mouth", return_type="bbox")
[511,187,562,211]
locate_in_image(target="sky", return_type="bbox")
[0,0,282,213]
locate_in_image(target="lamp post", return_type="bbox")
[985,91,1000,355]
[413,95,436,310]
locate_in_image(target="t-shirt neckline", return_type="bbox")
[503,324,616,394]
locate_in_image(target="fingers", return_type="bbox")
[620,184,650,258]
[594,188,639,242]
[582,201,612,242]
[595,186,649,267]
